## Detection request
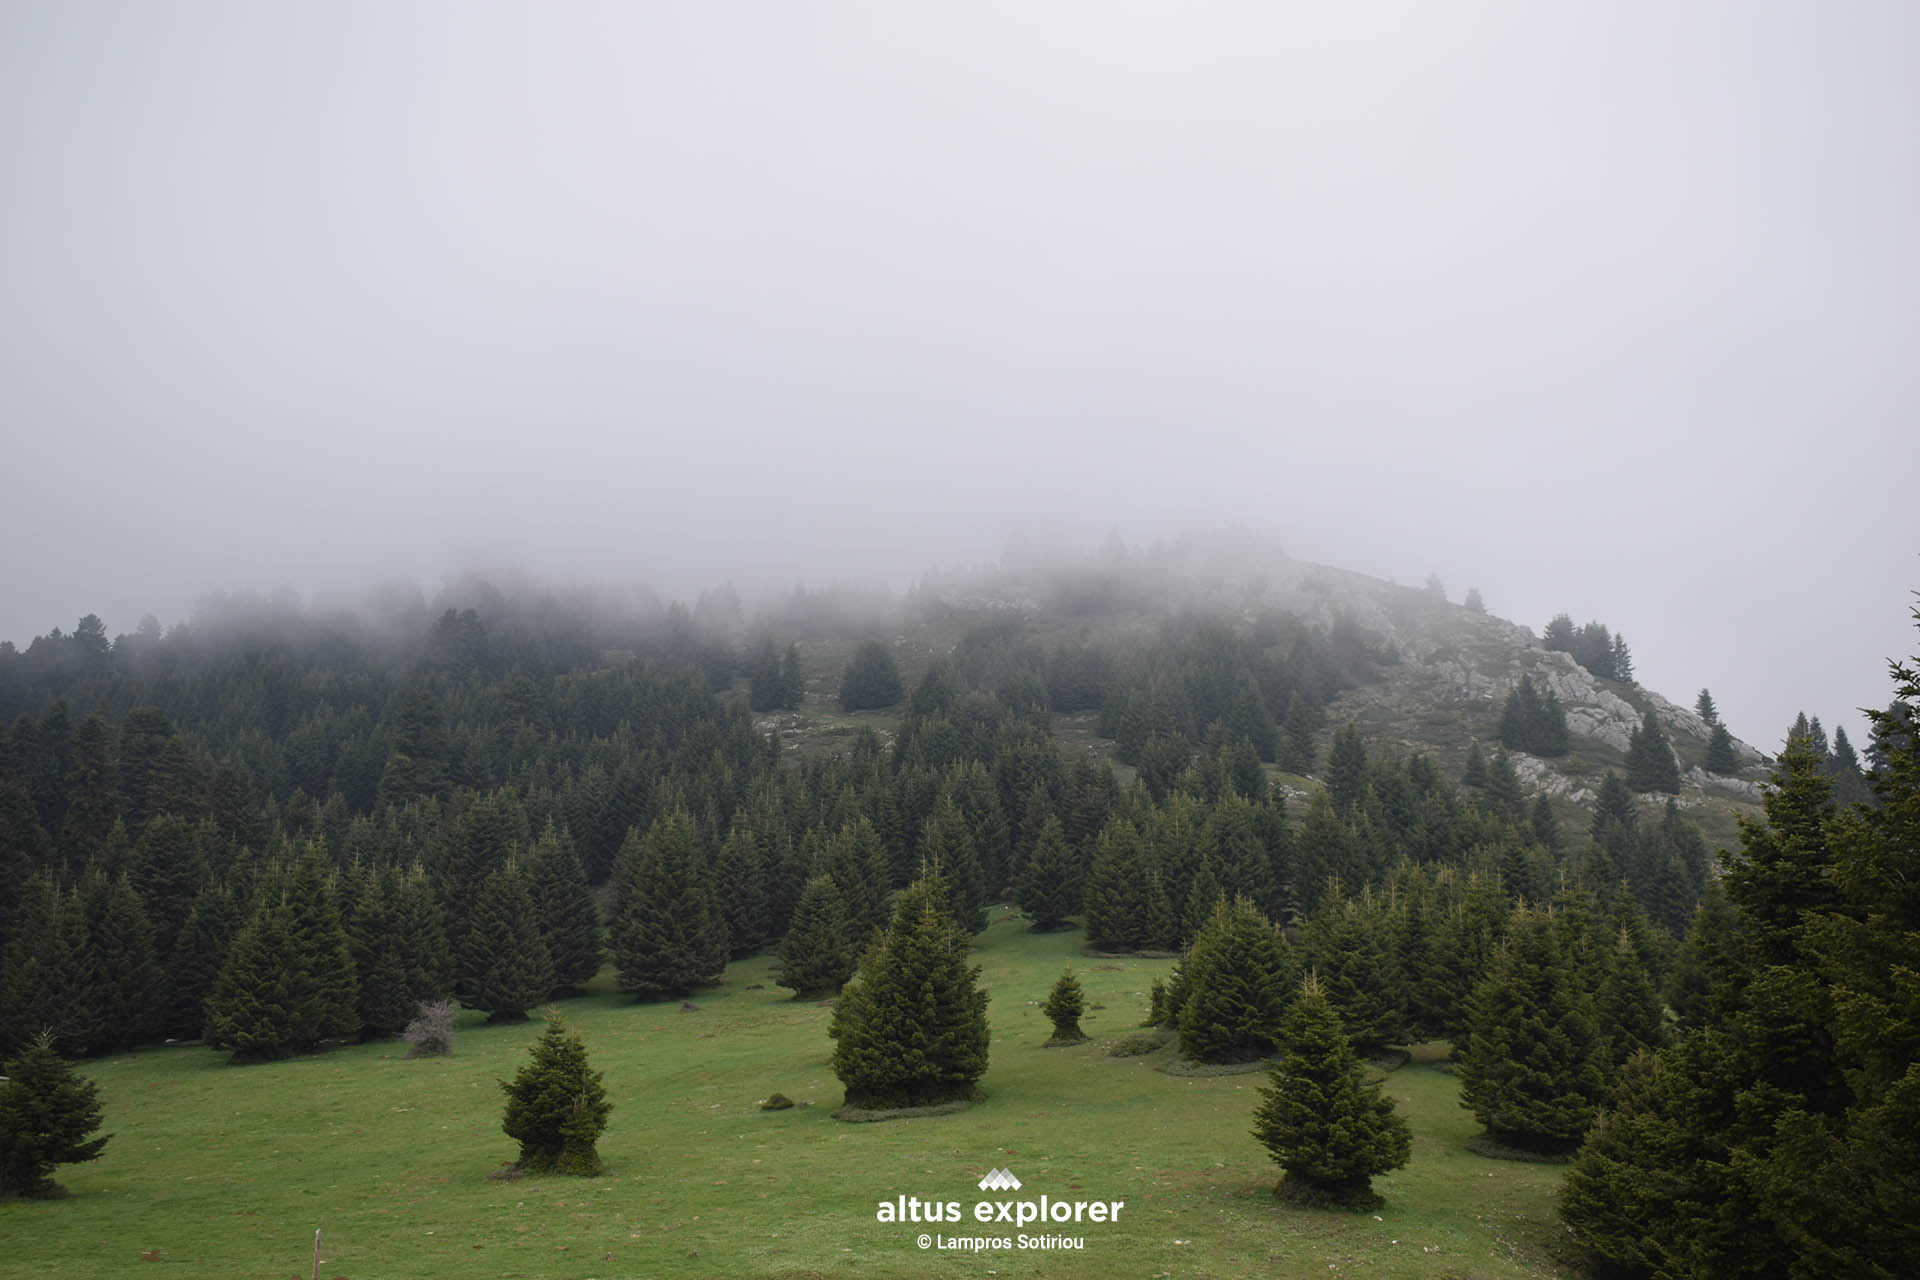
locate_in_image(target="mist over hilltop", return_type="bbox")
[4,3,1914,751]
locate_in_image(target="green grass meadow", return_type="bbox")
[3,913,1579,1280]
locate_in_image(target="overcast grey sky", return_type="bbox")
[3,1,1914,750]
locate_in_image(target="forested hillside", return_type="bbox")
[1,543,1762,1067]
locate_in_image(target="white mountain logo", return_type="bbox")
[977,1168,1022,1191]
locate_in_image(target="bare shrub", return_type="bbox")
[402,999,457,1058]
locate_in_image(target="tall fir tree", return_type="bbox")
[1177,895,1295,1064]
[525,823,603,989]
[1017,815,1079,930]
[1085,816,1150,952]
[1301,890,1404,1054]
[1625,711,1681,794]
[610,810,727,1000]
[1324,724,1368,819]
[774,876,857,999]
[1251,975,1412,1209]
[829,863,990,1108]
[455,861,554,1023]
[711,822,769,959]
[1457,908,1607,1154]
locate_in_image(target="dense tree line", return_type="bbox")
[1560,612,1920,1276]
[1542,613,1634,684]
[0,582,1712,1084]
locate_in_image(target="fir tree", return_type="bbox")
[1530,794,1561,854]
[1464,587,1485,613]
[1461,741,1488,789]
[748,638,786,712]
[203,886,306,1062]
[526,824,603,988]
[1302,891,1404,1054]
[0,875,99,1059]
[81,871,160,1051]
[821,817,890,937]
[1625,711,1681,794]
[1457,909,1606,1154]
[345,865,416,1037]
[0,1031,110,1198]
[1041,968,1087,1044]
[779,644,804,709]
[1500,676,1570,756]
[1251,976,1411,1209]
[711,822,768,959]
[839,640,905,711]
[1084,817,1149,952]
[919,797,987,934]
[774,876,857,999]
[1594,929,1664,1068]
[1694,689,1719,725]
[500,1012,611,1175]
[829,863,990,1108]
[160,883,237,1041]
[456,862,554,1023]
[610,810,727,1000]
[1324,724,1368,819]
[1485,747,1526,819]
[1704,721,1738,775]
[1177,896,1295,1064]
[1017,815,1079,930]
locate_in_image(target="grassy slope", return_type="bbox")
[4,914,1576,1280]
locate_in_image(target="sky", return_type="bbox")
[2,1,1914,752]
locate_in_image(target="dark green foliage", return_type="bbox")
[821,817,890,937]
[0,1031,110,1198]
[160,883,237,1041]
[1042,968,1086,1043]
[774,876,856,999]
[1085,817,1150,951]
[1301,890,1404,1054]
[1177,896,1295,1064]
[345,865,420,1037]
[1694,688,1719,725]
[1457,908,1605,1153]
[1324,724,1367,819]
[81,871,160,1051]
[829,864,990,1108]
[1556,1049,1695,1275]
[1017,816,1079,930]
[1499,676,1570,756]
[1565,651,1920,1274]
[1624,711,1681,794]
[456,862,554,1023]
[0,876,99,1058]
[918,798,987,934]
[525,824,603,988]
[500,1013,610,1175]
[1595,929,1664,1068]
[1461,741,1487,789]
[839,640,904,711]
[610,810,727,1000]
[1251,977,1411,1209]
[1529,794,1560,853]
[1484,746,1525,819]
[1135,732,1190,803]
[711,823,768,959]
[748,639,786,712]
[203,846,360,1062]
[779,644,804,709]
